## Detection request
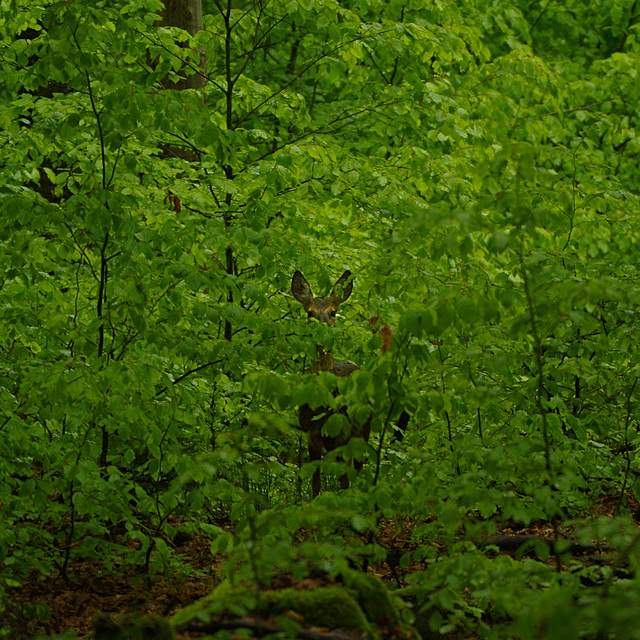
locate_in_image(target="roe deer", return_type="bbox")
[292,269,371,496]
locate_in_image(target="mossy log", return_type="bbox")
[172,573,417,639]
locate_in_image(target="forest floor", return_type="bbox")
[2,493,634,640]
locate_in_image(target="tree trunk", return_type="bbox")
[157,0,207,90]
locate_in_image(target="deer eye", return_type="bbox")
[329,310,337,317]
[307,311,315,318]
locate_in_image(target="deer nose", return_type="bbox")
[322,311,338,326]
[307,308,337,326]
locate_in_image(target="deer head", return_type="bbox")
[291,270,353,327]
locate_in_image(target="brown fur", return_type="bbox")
[292,270,371,496]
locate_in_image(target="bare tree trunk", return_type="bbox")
[157,0,207,90]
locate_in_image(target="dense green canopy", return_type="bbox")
[1,0,640,637]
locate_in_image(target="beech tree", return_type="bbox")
[1,0,640,637]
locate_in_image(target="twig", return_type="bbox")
[176,618,359,640]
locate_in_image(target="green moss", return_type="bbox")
[346,573,398,626]
[172,581,371,633]
[171,579,258,627]
[172,575,420,640]
[256,586,371,632]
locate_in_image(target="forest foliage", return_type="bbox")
[2,0,640,637]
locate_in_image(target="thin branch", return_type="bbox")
[176,618,358,640]
[614,377,637,516]
[155,360,223,397]
[138,29,226,93]
[234,30,392,128]
[520,252,563,572]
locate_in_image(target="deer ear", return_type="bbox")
[292,270,313,307]
[331,270,353,303]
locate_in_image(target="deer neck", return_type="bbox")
[311,346,334,374]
